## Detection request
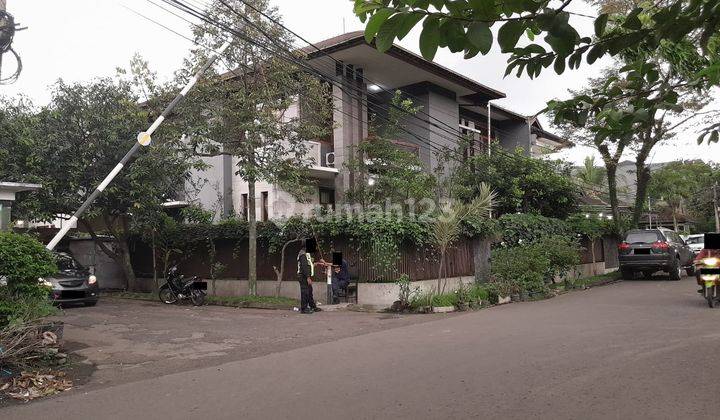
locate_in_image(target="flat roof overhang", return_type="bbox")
[306,34,505,102]
[0,182,42,202]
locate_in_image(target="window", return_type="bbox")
[241,194,248,221]
[625,231,662,244]
[261,192,269,222]
[319,188,335,210]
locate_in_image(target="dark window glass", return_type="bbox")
[686,236,704,245]
[625,231,662,244]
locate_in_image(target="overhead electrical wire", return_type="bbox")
[140,0,578,176]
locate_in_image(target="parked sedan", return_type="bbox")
[43,252,99,306]
[618,228,695,280]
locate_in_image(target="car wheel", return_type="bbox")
[686,265,696,276]
[669,258,682,281]
[620,268,634,280]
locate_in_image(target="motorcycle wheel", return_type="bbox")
[159,284,178,304]
[190,289,206,306]
[707,286,715,308]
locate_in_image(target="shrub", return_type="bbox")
[0,232,57,327]
[491,245,549,293]
[534,235,581,281]
[496,213,573,248]
[431,292,457,307]
[0,232,57,287]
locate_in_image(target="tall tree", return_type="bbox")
[354,0,720,144]
[178,0,332,295]
[649,160,718,231]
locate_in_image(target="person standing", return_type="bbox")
[297,241,321,314]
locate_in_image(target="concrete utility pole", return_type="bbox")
[46,37,235,250]
[714,182,719,233]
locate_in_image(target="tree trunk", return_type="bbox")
[118,239,136,291]
[605,163,621,223]
[152,230,158,292]
[437,248,445,295]
[274,238,301,298]
[590,238,597,276]
[633,160,651,227]
[673,212,678,232]
[472,237,491,283]
[248,178,257,296]
[82,218,136,291]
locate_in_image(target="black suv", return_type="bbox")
[618,228,695,280]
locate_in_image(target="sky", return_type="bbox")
[2,0,719,165]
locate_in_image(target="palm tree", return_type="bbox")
[578,156,606,188]
[430,183,495,294]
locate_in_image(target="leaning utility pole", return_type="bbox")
[46,37,235,250]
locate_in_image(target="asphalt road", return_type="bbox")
[5,276,720,419]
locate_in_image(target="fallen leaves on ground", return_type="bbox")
[1,370,73,402]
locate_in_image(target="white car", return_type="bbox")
[685,234,705,254]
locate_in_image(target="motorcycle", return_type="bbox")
[158,266,208,306]
[695,233,720,308]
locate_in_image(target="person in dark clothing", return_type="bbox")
[331,259,350,304]
[297,246,321,314]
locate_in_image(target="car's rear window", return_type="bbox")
[625,232,661,244]
[686,236,704,245]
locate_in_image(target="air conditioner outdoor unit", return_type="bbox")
[325,152,336,167]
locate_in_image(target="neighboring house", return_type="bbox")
[189,31,571,221]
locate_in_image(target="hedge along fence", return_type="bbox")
[127,212,615,288]
[130,235,476,284]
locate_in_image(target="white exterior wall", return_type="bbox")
[231,169,321,220]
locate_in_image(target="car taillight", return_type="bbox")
[651,241,670,251]
[618,242,631,252]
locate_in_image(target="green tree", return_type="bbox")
[344,91,437,208]
[430,186,494,294]
[178,0,332,295]
[578,156,606,188]
[354,0,720,143]
[447,145,579,218]
[0,75,203,289]
[649,160,718,231]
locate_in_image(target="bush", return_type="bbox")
[0,232,57,287]
[491,245,549,293]
[0,232,57,327]
[496,213,573,248]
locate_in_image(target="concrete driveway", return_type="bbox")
[5,276,720,419]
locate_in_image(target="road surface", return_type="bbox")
[5,277,720,419]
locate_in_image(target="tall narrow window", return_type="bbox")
[241,193,248,221]
[319,188,336,211]
[261,192,269,222]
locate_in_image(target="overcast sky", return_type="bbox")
[2,0,718,165]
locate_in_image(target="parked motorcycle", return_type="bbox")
[695,233,720,308]
[158,266,207,306]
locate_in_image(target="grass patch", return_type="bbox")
[575,270,621,287]
[105,291,298,309]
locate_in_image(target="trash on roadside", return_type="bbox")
[1,370,73,402]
